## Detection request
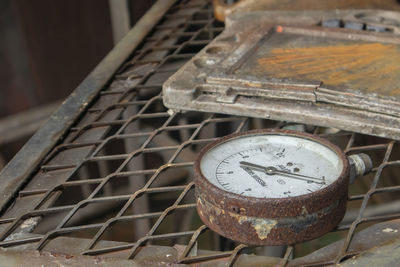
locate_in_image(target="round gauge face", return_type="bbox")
[200,133,343,198]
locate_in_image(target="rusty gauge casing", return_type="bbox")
[194,129,350,245]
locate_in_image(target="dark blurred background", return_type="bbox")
[0,0,156,169]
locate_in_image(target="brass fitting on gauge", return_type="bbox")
[348,153,373,184]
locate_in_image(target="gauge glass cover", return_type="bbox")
[200,134,343,198]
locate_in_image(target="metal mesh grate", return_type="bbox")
[0,0,400,265]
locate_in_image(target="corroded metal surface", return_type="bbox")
[194,129,349,245]
[339,238,400,267]
[288,219,400,266]
[0,248,142,267]
[213,0,400,22]
[0,0,399,266]
[249,38,400,97]
[163,10,400,140]
[197,194,347,246]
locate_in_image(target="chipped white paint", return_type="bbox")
[21,217,38,229]
[382,227,398,233]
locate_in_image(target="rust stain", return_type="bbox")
[257,43,400,96]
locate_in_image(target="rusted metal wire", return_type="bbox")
[0,0,399,266]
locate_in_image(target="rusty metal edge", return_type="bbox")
[194,129,349,216]
[0,248,142,267]
[339,238,400,267]
[0,0,178,214]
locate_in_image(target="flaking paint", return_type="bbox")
[257,43,400,96]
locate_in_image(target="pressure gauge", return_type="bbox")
[194,129,357,245]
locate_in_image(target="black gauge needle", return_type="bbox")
[239,161,326,185]
[240,166,267,187]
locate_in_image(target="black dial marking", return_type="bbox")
[277,179,286,185]
[241,166,267,187]
[276,148,286,158]
[214,145,327,197]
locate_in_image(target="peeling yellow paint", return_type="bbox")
[244,82,262,88]
[301,206,308,215]
[209,215,215,224]
[252,218,278,240]
[232,212,278,240]
[215,207,222,216]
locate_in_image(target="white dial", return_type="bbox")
[200,133,343,198]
